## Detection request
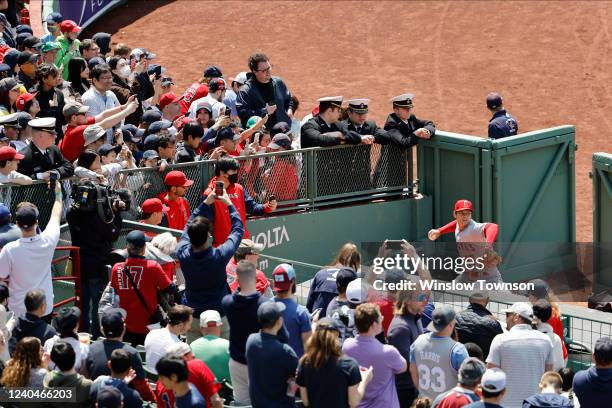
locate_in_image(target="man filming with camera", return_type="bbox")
[66,179,131,338]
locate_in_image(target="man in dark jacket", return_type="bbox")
[33,63,65,137]
[300,96,362,196]
[66,181,124,338]
[176,188,244,343]
[17,117,74,180]
[9,289,56,355]
[455,292,503,358]
[376,93,435,189]
[236,52,294,129]
[573,336,612,407]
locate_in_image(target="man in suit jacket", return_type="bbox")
[300,96,362,196]
[17,117,74,180]
[376,93,436,189]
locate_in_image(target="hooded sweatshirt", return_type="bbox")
[522,392,573,408]
[573,366,612,408]
[43,371,92,407]
[9,313,56,355]
[222,291,267,364]
[202,176,271,246]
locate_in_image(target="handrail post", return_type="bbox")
[307,150,317,209]
[407,147,414,198]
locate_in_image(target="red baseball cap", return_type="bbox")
[141,198,167,213]
[59,20,80,34]
[272,263,296,292]
[15,92,37,111]
[164,170,194,187]
[159,92,183,111]
[454,199,473,213]
[0,146,24,161]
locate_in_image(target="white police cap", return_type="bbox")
[0,112,21,128]
[318,96,343,108]
[347,98,370,113]
[390,93,414,107]
[28,117,56,131]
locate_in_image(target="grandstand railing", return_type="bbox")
[0,143,413,229]
[51,246,83,325]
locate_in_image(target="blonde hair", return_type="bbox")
[1,337,42,387]
[540,371,563,389]
[300,325,341,370]
[331,242,361,271]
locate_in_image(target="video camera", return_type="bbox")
[71,180,131,223]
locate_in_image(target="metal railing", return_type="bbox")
[0,143,413,228]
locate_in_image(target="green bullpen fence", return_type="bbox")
[593,152,612,288]
[418,126,577,281]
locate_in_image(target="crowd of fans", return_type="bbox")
[0,7,605,408]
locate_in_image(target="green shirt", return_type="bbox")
[191,334,231,385]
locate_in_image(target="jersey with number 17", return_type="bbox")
[111,258,172,334]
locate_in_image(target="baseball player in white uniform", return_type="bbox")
[428,199,502,283]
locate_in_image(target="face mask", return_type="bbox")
[228,173,238,184]
[119,66,131,79]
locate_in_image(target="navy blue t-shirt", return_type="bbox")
[488,109,518,139]
[246,332,298,408]
[306,267,341,313]
[573,366,612,408]
[176,384,206,408]
[222,291,267,364]
[296,355,361,408]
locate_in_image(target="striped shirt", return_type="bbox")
[486,324,553,408]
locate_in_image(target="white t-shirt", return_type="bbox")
[187,95,226,120]
[0,170,32,184]
[487,324,554,408]
[144,327,180,374]
[536,322,566,371]
[0,217,60,317]
[44,335,89,372]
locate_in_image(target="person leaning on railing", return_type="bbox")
[201,156,276,247]
[175,188,243,343]
[17,117,75,181]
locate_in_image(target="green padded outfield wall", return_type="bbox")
[246,197,432,282]
[418,126,576,281]
[593,153,612,287]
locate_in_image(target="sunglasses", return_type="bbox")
[416,293,429,302]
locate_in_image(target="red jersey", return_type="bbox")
[374,298,395,336]
[158,193,190,231]
[203,177,271,246]
[226,258,270,295]
[58,116,96,162]
[179,82,209,115]
[262,158,299,201]
[155,359,220,408]
[111,258,172,334]
[549,312,568,359]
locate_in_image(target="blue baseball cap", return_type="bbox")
[257,301,286,326]
[0,203,10,225]
[15,205,38,229]
[45,12,64,24]
[142,110,162,125]
[148,119,172,135]
[126,230,146,248]
[142,150,159,161]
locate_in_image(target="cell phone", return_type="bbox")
[224,107,231,118]
[386,240,405,250]
[254,132,260,145]
[215,181,224,197]
[268,194,276,202]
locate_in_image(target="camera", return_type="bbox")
[71,180,131,222]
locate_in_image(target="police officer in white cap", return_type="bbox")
[0,113,22,147]
[17,117,74,180]
[374,93,436,192]
[300,96,361,148]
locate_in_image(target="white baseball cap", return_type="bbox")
[200,310,223,327]
[346,278,367,304]
[501,302,534,322]
[480,368,507,393]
